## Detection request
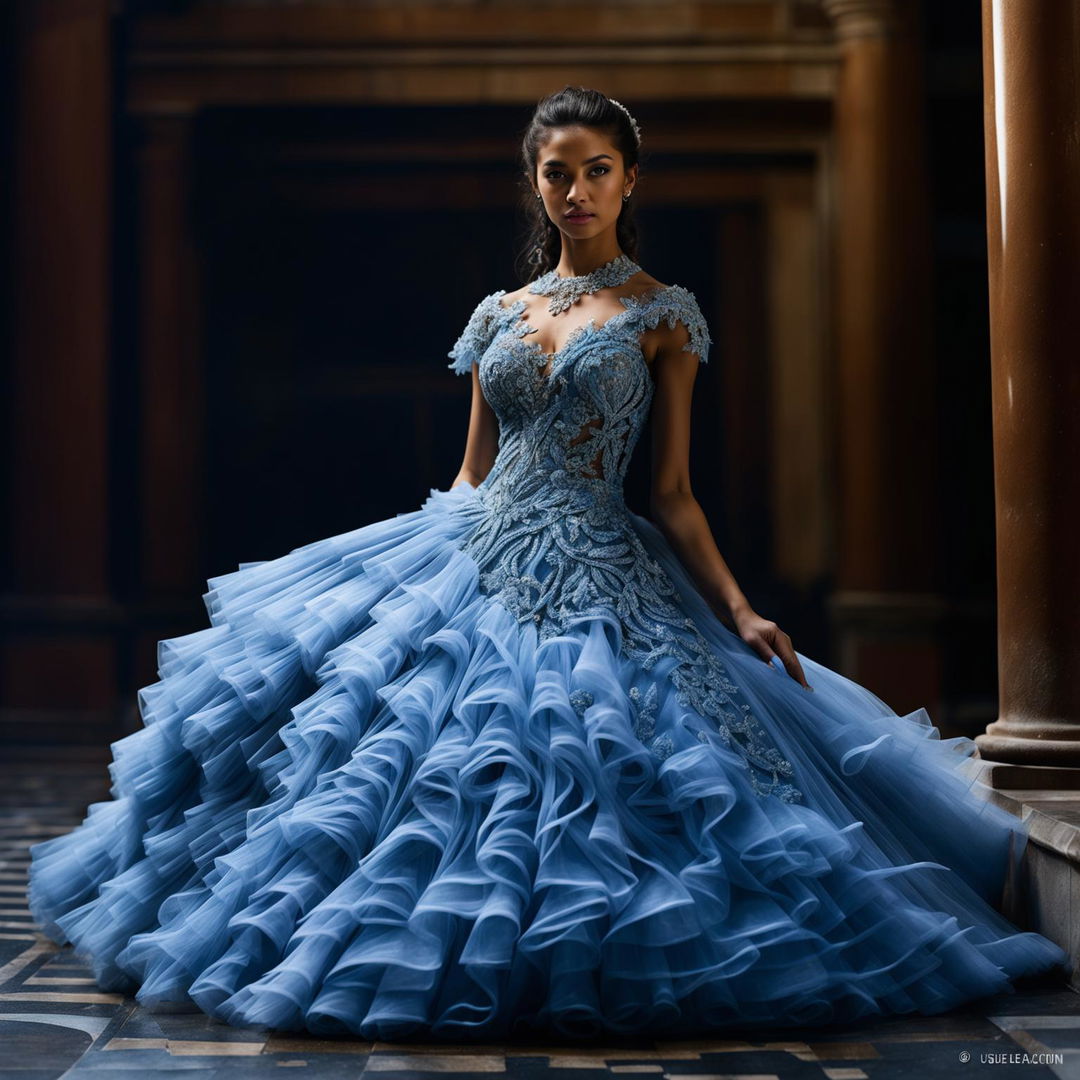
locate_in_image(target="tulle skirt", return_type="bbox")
[26,482,1068,1040]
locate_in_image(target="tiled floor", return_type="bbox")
[1,759,1077,1080]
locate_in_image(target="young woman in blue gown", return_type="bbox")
[27,85,1069,1041]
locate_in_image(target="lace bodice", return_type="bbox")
[445,280,801,803]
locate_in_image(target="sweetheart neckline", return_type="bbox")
[492,312,656,387]
[494,283,673,377]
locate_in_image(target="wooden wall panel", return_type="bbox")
[3,0,116,746]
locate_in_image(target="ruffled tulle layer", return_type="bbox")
[27,484,1068,1040]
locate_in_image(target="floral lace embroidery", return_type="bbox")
[446,290,512,375]
[529,253,642,315]
[445,282,801,803]
[617,283,713,364]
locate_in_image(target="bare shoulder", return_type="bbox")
[627,270,667,296]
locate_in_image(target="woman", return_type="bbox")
[28,86,1067,1041]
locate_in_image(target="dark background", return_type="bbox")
[1,0,996,748]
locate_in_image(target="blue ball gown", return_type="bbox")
[27,281,1068,1041]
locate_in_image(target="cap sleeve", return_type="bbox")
[447,290,507,375]
[638,284,712,364]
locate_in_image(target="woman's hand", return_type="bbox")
[730,605,813,691]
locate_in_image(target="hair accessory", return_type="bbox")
[607,97,642,145]
[528,252,641,314]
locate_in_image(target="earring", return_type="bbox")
[623,190,631,201]
[535,193,541,200]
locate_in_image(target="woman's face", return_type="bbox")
[533,125,636,242]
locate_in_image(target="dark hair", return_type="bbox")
[516,86,643,282]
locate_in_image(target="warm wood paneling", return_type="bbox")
[124,1,838,113]
[5,0,118,743]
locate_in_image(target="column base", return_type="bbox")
[967,754,1080,791]
[976,719,1080,770]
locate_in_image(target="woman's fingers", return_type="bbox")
[773,634,812,690]
[739,614,814,691]
[747,628,781,667]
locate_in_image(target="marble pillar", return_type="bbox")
[975,0,1080,779]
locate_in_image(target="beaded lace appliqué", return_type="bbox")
[447,290,509,376]
[528,253,642,315]
[445,282,801,803]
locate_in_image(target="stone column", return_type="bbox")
[974,0,1080,778]
[821,0,943,719]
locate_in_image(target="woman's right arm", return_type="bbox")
[446,288,510,489]
[451,362,499,488]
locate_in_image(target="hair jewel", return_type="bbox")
[606,97,641,145]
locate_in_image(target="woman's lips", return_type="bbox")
[565,213,594,222]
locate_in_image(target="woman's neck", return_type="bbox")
[553,238,625,278]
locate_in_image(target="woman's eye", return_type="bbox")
[543,166,610,180]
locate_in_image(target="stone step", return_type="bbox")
[960,756,1080,991]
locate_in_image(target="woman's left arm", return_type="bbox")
[647,322,812,691]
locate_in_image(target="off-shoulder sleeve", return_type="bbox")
[447,290,507,375]
[639,284,712,364]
